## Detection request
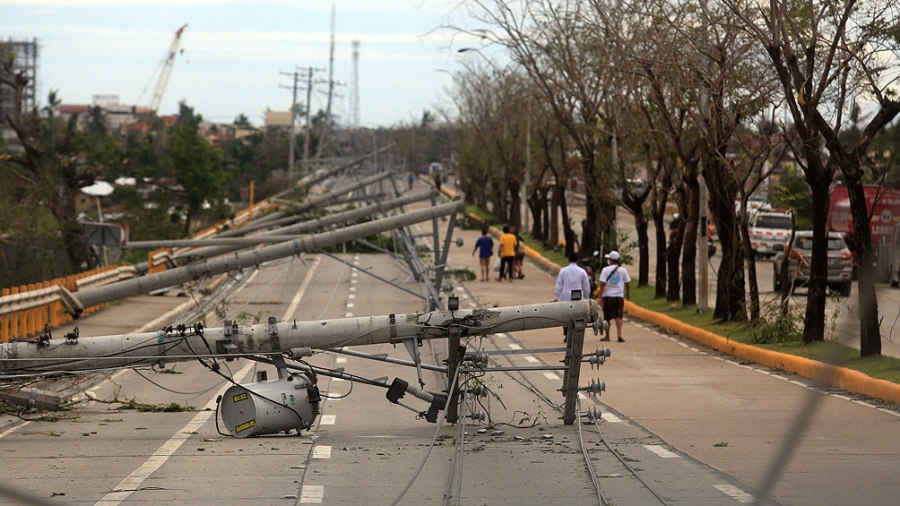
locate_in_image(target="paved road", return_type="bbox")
[1,180,898,505]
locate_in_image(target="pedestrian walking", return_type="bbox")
[554,252,592,302]
[511,225,526,279]
[598,250,631,342]
[472,227,495,282]
[497,226,517,282]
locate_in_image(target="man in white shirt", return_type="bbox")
[554,252,591,302]
[598,250,631,342]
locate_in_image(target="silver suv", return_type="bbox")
[773,231,853,297]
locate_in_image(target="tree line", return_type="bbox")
[447,0,900,357]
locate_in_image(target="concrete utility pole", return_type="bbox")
[1,299,598,375]
[279,69,301,181]
[63,201,466,312]
[124,190,437,250]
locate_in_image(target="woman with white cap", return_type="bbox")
[598,250,631,342]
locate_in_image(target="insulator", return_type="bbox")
[288,347,313,358]
[598,347,611,358]
[585,354,607,369]
[468,411,486,421]
[580,379,606,395]
[468,384,489,397]
[584,407,603,422]
[405,383,435,403]
[466,351,489,368]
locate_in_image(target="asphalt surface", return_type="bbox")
[1,179,898,506]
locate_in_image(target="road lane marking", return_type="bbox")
[543,372,559,380]
[285,256,321,319]
[95,361,256,506]
[524,355,539,363]
[601,412,622,423]
[508,343,522,350]
[299,484,325,503]
[643,444,680,459]
[312,446,332,459]
[713,484,754,503]
[320,414,337,425]
[336,357,347,364]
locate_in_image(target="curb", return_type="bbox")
[625,301,900,405]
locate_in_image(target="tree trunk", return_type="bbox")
[844,178,881,356]
[682,177,699,307]
[802,159,831,343]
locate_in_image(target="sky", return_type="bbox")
[1,0,489,127]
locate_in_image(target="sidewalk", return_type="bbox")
[429,193,900,405]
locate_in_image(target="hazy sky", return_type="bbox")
[2,0,488,127]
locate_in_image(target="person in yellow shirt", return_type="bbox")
[497,226,517,282]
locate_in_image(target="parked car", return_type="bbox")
[750,210,793,257]
[773,231,853,297]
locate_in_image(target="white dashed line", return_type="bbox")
[508,343,522,350]
[524,355,539,363]
[713,484,754,503]
[643,444,680,459]
[543,372,559,380]
[333,378,345,383]
[349,286,356,292]
[347,303,355,308]
[300,484,325,503]
[319,414,337,425]
[312,446,332,459]
[348,294,356,300]
[345,312,353,318]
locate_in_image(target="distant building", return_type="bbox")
[57,95,149,133]
[0,38,39,119]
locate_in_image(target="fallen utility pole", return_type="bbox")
[0,299,598,375]
[62,200,465,313]
[126,190,436,251]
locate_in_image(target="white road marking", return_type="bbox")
[524,355,539,363]
[643,444,680,459]
[543,372,559,380]
[284,256,321,319]
[713,484,755,503]
[300,484,325,503]
[348,294,356,300]
[345,312,353,318]
[336,357,347,364]
[601,412,622,423]
[508,343,522,350]
[333,378,345,383]
[347,302,355,308]
[95,361,256,506]
[312,446,332,459]
[320,414,337,425]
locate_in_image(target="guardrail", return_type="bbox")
[0,264,134,343]
[0,200,280,343]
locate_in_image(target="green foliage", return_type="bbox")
[750,303,804,344]
[117,399,193,412]
[770,164,813,229]
[448,267,477,282]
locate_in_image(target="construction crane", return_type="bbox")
[148,23,188,114]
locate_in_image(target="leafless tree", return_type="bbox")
[725,0,900,352]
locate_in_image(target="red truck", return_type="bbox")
[828,184,900,281]
[828,185,900,246]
